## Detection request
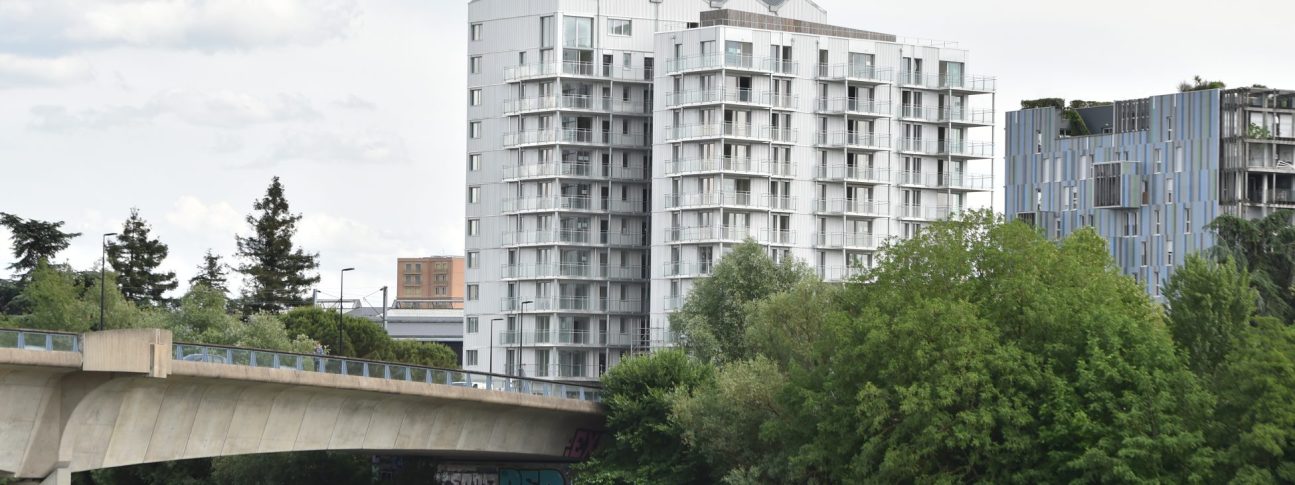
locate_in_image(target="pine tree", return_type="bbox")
[189,249,230,295]
[235,177,320,314]
[107,208,178,307]
[0,212,81,280]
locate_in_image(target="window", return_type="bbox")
[469,121,481,139]
[1174,146,1185,172]
[1167,241,1175,266]
[1154,271,1161,297]
[563,16,593,48]
[468,153,480,171]
[467,219,480,236]
[1185,208,1192,233]
[469,56,481,74]
[540,16,553,47]
[1166,179,1175,204]
[470,23,482,41]
[467,317,479,334]
[518,51,526,66]
[467,251,479,268]
[607,18,632,36]
[469,89,481,106]
[1141,240,1148,266]
[468,186,480,203]
[466,350,478,366]
[434,286,447,295]
[467,284,479,301]
[1154,209,1161,235]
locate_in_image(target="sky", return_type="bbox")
[1,0,1292,301]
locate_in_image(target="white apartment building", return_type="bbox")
[466,0,994,382]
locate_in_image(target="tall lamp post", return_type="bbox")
[489,317,503,376]
[98,233,117,331]
[337,267,354,353]
[518,300,532,377]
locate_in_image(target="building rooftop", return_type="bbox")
[698,9,895,42]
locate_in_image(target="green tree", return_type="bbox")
[18,260,90,331]
[107,208,178,308]
[374,339,459,368]
[670,239,812,363]
[573,350,715,484]
[1211,318,1295,482]
[188,250,230,296]
[0,212,81,280]
[1179,75,1227,92]
[209,452,371,485]
[670,357,787,484]
[1208,211,1295,322]
[776,211,1214,483]
[1165,255,1257,374]
[278,306,454,366]
[235,177,320,314]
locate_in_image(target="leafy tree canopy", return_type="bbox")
[0,212,80,280]
[188,249,230,296]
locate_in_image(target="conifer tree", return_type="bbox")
[189,249,230,295]
[235,177,320,314]
[107,208,178,307]
[0,212,81,281]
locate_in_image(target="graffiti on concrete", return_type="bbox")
[562,428,601,460]
[499,468,565,485]
[434,466,570,485]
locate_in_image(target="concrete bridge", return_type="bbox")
[0,328,605,484]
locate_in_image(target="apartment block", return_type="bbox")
[1005,88,1295,296]
[467,0,995,381]
[394,256,464,309]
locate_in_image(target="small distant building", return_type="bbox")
[394,256,465,309]
[347,306,465,361]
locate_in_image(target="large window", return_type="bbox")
[467,284,479,301]
[563,16,592,48]
[607,18,631,36]
[468,186,480,203]
[468,153,480,171]
[469,56,480,74]
[465,350,478,366]
[467,317,479,334]
[467,219,480,236]
[467,251,479,268]
[469,89,481,106]
[470,23,482,41]
[540,16,553,47]
[469,121,481,139]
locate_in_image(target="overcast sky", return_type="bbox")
[1,0,1291,301]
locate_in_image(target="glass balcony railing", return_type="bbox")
[815,97,892,116]
[814,165,889,182]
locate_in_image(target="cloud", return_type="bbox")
[211,133,244,154]
[0,53,92,88]
[333,94,375,111]
[27,88,320,131]
[165,196,244,235]
[0,0,361,55]
[267,128,410,165]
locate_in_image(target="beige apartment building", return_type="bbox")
[395,256,465,309]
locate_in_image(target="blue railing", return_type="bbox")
[0,329,80,352]
[172,343,602,402]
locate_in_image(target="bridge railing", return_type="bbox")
[173,343,602,402]
[0,328,80,352]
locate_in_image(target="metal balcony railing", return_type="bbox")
[172,342,601,401]
[663,158,792,176]
[816,97,892,116]
[662,262,714,278]
[815,199,889,216]
[815,165,889,182]
[816,64,892,83]
[818,131,891,149]
[665,54,798,75]
[814,232,881,249]
[663,225,751,243]
[504,61,651,83]
[0,329,80,352]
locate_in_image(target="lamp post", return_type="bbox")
[337,267,354,353]
[98,233,117,331]
[518,300,532,377]
[489,317,503,376]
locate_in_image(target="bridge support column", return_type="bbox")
[13,466,70,485]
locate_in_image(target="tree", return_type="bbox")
[18,260,90,331]
[210,452,371,485]
[234,177,320,314]
[670,357,788,483]
[278,306,455,366]
[572,350,715,484]
[1165,255,1257,374]
[670,239,812,363]
[0,212,81,280]
[1208,211,1295,322]
[1210,318,1295,482]
[1179,75,1227,92]
[107,208,178,308]
[189,249,230,295]
[774,211,1214,483]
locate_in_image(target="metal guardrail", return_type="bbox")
[172,343,602,402]
[0,329,80,352]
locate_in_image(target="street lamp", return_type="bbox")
[518,300,533,377]
[98,233,117,332]
[489,317,503,376]
[337,267,354,353]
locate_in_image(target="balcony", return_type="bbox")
[895,138,994,159]
[503,61,652,83]
[664,123,757,141]
[816,64,892,84]
[502,129,649,149]
[816,198,889,217]
[662,261,714,278]
[502,95,651,116]
[663,296,684,311]
[501,196,646,214]
[502,230,646,247]
[816,97,892,117]
[815,232,881,250]
[664,158,794,177]
[663,191,758,209]
[817,131,891,150]
[500,263,645,280]
[896,71,997,93]
[898,205,964,220]
[815,165,889,183]
[763,126,798,143]
[499,297,644,314]
[663,225,750,243]
[665,54,799,76]
[663,89,797,109]
[819,266,869,282]
[895,171,994,191]
[502,330,634,348]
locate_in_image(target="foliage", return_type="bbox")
[279,306,455,366]
[1020,98,1064,109]
[1207,211,1295,322]
[0,212,81,280]
[107,208,178,308]
[374,338,459,368]
[572,350,715,484]
[17,261,141,332]
[188,249,230,296]
[1069,99,1111,109]
[1164,255,1256,374]
[670,239,812,363]
[1062,107,1091,136]
[1247,123,1274,139]
[0,278,20,315]
[775,211,1213,483]
[1179,75,1226,92]
[1210,318,1295,482]
[234,177,320,315]
[210,452,372,485]
[670,357,787,483]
